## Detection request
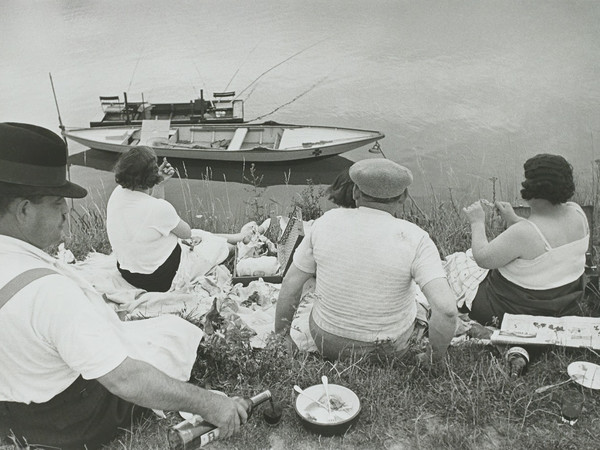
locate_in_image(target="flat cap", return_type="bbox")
[349,158,413,198]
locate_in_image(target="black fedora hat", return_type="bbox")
[0,122,87,198]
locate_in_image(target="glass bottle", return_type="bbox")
[167,390,272,450]
[506,346,529,378]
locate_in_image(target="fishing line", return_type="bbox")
[193,61,207,93]
[224,40,261,93]
[127,47,144,92]
[247,77,327,122]
[235,36,330,100]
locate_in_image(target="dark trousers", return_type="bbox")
[0,376,143,450]
[118,243,182,292]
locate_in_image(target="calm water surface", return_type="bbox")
[2,0,600,212]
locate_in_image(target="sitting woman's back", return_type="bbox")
[463,154,588,326]
[499,202,589,290]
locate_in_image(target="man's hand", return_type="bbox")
[200,393,248,439]
[415,350,432,369]
[416,346,447,371]
[283,334,299,356]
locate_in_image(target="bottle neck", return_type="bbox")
[249,390,272,408]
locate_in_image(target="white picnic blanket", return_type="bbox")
[63,244,489,354]
[70,249,309,349]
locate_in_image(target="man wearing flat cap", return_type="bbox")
[275,158,457,362]
[0,123,248,448]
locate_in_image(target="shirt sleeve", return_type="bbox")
[148,199,181,237]
[39,278,128,379]
[292,219,317,274]
[411,233,447,288]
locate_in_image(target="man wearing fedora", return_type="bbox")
[275,158,457,362]
[0,123,247,448]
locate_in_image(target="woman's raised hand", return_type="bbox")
[158,157,176,182]
[463,200,486,224]
[494,201,521,226]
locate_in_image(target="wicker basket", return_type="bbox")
[232,206,304,286]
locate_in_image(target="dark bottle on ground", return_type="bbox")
[167,390,272,450]
[506,346,529,378]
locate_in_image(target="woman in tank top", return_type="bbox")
[462,154,589,326]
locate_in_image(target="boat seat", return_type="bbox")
[227,127,248,150]
[100,96,123,113]
[139,119,172,145]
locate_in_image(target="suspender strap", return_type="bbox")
[0,268,58,310]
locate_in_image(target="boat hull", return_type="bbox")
[64,124,384,163]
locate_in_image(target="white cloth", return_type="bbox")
[235,256,280,277]
[171,230,230,291]
[443,249,489,310]
[292,207,446,343]
[107,185,180,273]
[0,236,202,404]
[498,202,589,289]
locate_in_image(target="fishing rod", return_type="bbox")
[247,77,326,122]
[193,61,207,95]
[49,72,66,135]
[234,36,330,100]
[223,40,261,93]
[127,47,144,93]
[48,72,75,214]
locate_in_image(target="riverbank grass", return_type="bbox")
[59,174,600,450]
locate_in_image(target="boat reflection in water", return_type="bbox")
[68,149,356,188]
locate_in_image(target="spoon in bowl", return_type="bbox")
[321,375,332,415]
[293,385,330,411]
[293,385,342,422]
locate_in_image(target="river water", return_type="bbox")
[2,0,600,214]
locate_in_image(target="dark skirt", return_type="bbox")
[118,243,181,292]
[0,376,143,450]
[469,269,584,327]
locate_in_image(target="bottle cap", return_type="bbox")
[506,346,530,363]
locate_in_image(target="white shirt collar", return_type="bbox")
[0,235,51,262]
[356,206,395,217]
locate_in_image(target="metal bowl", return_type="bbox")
[294,384,361,436]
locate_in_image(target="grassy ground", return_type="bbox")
[106,342,600,450]
[53,174,600,449]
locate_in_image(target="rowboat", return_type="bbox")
[90,90,244,127]
[63,120,384,162]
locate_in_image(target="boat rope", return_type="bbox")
[368,141,387,158]
[368,141,426,218]
[234,36,329,100]
[246,77,326,122]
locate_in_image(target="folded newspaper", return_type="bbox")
[491,313,600,349]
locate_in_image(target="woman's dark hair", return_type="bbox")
[326,169,356,208]
[520,153,575,204]
[113,147,162,190]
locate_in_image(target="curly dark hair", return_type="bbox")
[326,168,356,208]
[113,147,162,190]
[520,153,575,205]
